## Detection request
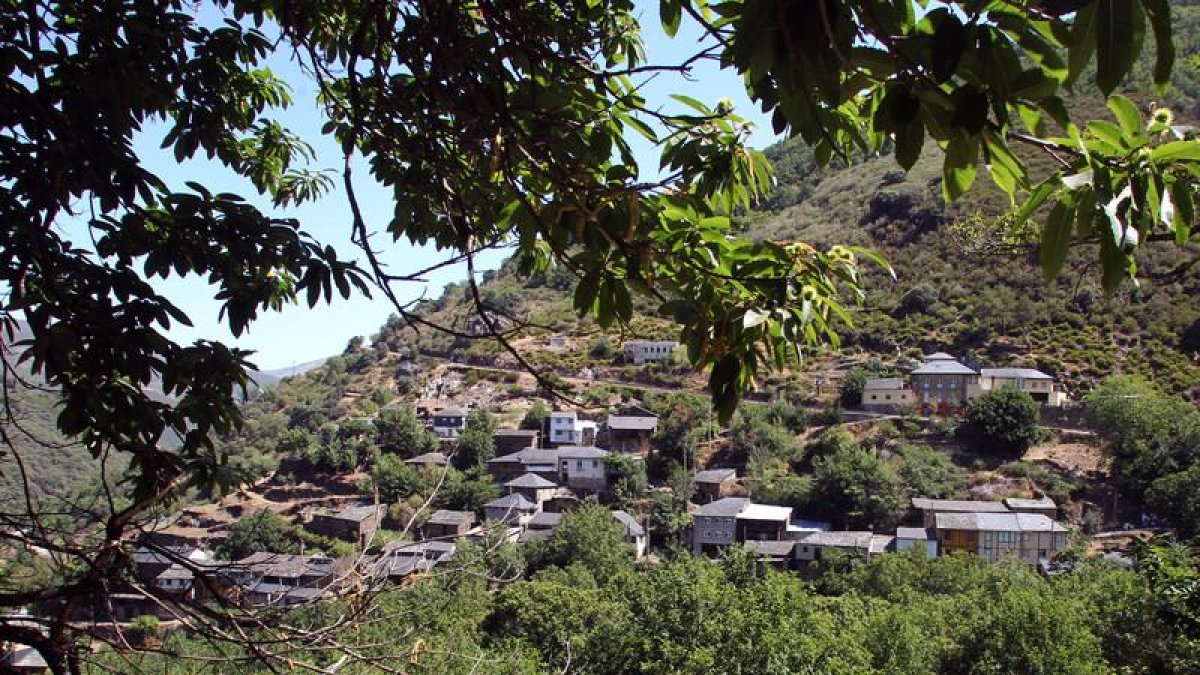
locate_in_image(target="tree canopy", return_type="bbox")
[3,0,1199,669]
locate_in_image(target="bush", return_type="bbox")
[961,387,1040,456]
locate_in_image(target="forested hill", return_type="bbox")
[385,4,1200,402]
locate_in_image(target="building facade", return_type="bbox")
[622,340,678,365]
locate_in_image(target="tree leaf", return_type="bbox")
[1141,0,1175,93]
[1107,95,1142,135]
[1095,0,1146,96]
[1040,199,1075,281]
[942,135,978,202]
[660,0,682,38]
[1151,140,1200,163]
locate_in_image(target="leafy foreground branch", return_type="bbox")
[1,0,1199,671]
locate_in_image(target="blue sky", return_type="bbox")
[105,1,778,371]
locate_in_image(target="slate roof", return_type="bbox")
[156,564,195,581]
[558,446,608,459]
[911,355,978,375]
[505,473,558,489]
[607,416,659,431]
[911,498,1010,513]
[428,509,475,526]
[435,407,467,417]
[232,553,336,580]
[799,531,874,549]
[515,448,562,464]
[527,511,564,529]
[328,504,383,522]
[933,512,1068,532]
[863,377,908,390]
[517,528,555,544]
[981,368,1053,380]
[694,497,749,518]
[550,410,578,419]
[611,510,645,538]
[896,527,936,540]
[694,468,736,484]
[494,428,540,437]
[869,534,896,554]
[484,493,536,511]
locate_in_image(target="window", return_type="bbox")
[885,395,892,400]
[576,460,583,470]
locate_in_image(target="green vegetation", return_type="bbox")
[219,510,298,560]
[961,387,1042,457]
[95,539,1200,674]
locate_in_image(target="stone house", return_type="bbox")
[421,510,476,541]
[557,446,609,493]
[604,406,659,455]
[693,468,737,503]
[622,340,678,364]
[306,503,384,545]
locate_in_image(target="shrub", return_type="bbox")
[961,388,1040,456]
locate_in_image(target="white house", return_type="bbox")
[861,377,916,411]
[548,410,596,445]
[557,446,609,492]
[976,368,1067,406]
[622,340,678,365]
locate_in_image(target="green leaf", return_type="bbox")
[670,94,710,116]
[1151,140,1200,163]
[931,14,966,83]
[1015,177,1057,224]
[942,135,978,202]
[1040,199,1075,281]
[1107,95,1142,135]
[1095,0,1146,96]
[895,118,924,171]
[1170,180,1194,245]
[660,0,682,38]
[1141,0,1175,93]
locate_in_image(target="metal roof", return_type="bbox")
[694,468,737,484]
[693,497,749,518]
[981,368,1053,380]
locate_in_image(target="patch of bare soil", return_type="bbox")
[1024,442,1108,477]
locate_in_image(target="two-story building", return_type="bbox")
[693,468,737,503]
[933,512,1069,563]
[604,406,659,455]
[505,473,559,506]
[494,428,541,454]
[305,503,384,545]
[548,411,597,446]
[622,340,678,365]
[557,446,609,493]
[691,497,749,555]
[431,407,467,438]
[910,353,979,405]
[421,509,476,541]
[978,368,1067,406]
[483,493,538,526]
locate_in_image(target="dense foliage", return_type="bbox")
[961,387,1043,456]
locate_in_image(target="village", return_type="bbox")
[64,344,1107,637]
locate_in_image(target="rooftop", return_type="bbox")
[738,503,793,522]
[557,446,608,459]
[1003,496,1057,510]
[405,452,449,466]
[435,407,467,417]
[911,356,978,376]
[427,509,475,526]
[694,497,750,518]
[505,473,558,489]
[933,512,1068,532]
[484,493,536,511]
[550,410,578,419]
[494,428,540,437]
[528,511,564,529]
[607,416,659,431]
[694,468,737,484]
[863,377,907,390]
[328,504,383,522]
[912,498,1009,513]
[611,509,645,538]
[981,367,1054,380]
[799,531,874,549]
[896,526,936,540]
[869,534,896,554]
